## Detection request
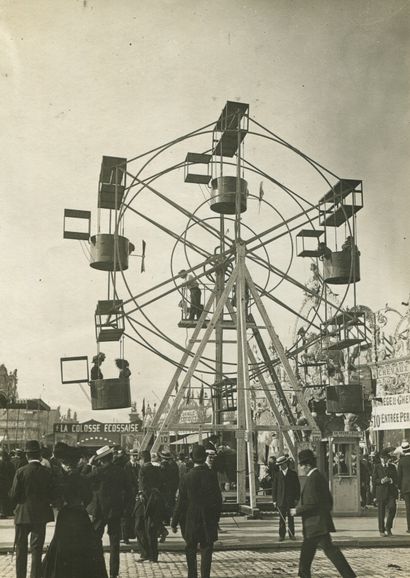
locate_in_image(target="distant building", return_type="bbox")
[0,362,64,449]
[0,398,61,449]
[0,363,18,407]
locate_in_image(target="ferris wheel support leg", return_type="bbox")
[226,300,296,454]
[226,299,296,483]
[236,242,257,510]
[244,266,320,435]
[148,266,239,453]
[140,289,217,450]
[227,303,295,457]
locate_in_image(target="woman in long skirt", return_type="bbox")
[42,447,108,578]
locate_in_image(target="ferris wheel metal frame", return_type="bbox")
[63,100,365,512]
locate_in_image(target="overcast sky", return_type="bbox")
[0,0,409,422]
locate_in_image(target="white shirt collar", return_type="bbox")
[307,467,318,477]
[281,467,288,475]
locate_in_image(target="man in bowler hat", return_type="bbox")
[9,440,54,578]
[171,444,222,578]
[291,449,356,578]
[272,455,300,541]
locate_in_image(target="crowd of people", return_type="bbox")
[360,441,410,537]
[259,441,410,557]
[2,440,223,578]
[3,438,410,578]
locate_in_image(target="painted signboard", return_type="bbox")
[371,393,410,430]
[374,356,410,397]
[54,421,141,433]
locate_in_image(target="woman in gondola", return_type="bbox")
[115,358,131,379]
[42,446,108,578]
[90,352,106,381]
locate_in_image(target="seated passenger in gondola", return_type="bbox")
[90,353,105,381]
[115,358,131,379]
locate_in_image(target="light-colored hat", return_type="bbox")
[95,445,113,460]
[159,449,172,460]
[276,455,289,466]
[151,452,160,463]
[401,441,410,453]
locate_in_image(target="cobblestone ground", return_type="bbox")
[1,548,409,578]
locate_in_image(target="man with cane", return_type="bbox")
[291,449,356,578]
[272,455,300,541]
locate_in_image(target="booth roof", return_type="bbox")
[170,432,213,445]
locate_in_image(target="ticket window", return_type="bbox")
[332,442,357,477]
[329,437,361,515]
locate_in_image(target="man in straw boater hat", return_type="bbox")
[83,445,132,578]
[290,449,356,578]
[272,454,300,541]
[171,444,222,578]
[9,440,54,578]
[398,440,410,533]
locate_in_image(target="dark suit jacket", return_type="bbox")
[160,460,179,496]
[172,464,222,544]
[9,461,54,525]
[85,462,132,520]
[124,461,140,495]
[373,462,398,501]
[139,463,163,497]
[272,468,300,508]
[398,454,410,495]
[0,459,15,499]
[295,468,335,539]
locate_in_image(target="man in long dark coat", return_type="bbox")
[373,448,398,536]
[83,445,132,578]
[9,440,54,578]
[159,449,179,525]
[171,444,222,578]
[135,449,165,563]
[292,449,356,578]
[121,448,140,543]
[272,454,300,541]
[0,449,15,517]
[398,440,410,533]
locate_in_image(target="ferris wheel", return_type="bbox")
[62,101,366,509]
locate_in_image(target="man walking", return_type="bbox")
[398,440,410,533]
[9,440,54,578]
[171,444,222,578]
[0,449,15,517]
[272,455,300,541]
[121,448,140,543]
[135,449,166,562]
[291,449,356,578]
[159,449,179,525]
[373,448,399,536]
[84,445,132,578]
